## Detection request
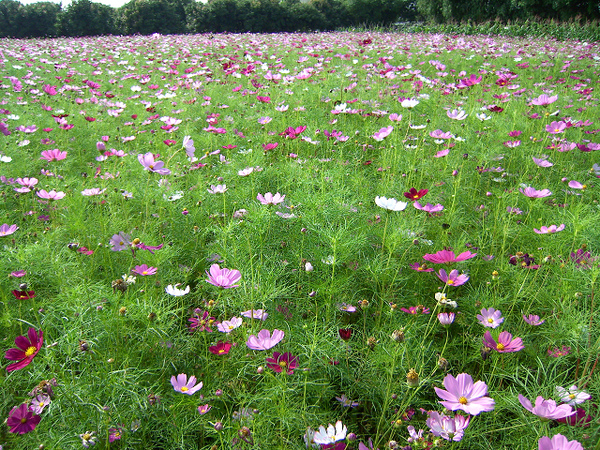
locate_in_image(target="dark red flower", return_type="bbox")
[338,329,352,341]
[403,187,428,201]
[209,341,232,356]
[266,351,298,374]
[7,403,41,434]
[5,328,43,372]
[12,290,36,300]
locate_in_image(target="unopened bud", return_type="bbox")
[406,368,419,387]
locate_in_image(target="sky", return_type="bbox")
[19,0,131,9]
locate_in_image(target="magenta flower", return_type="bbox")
[108,428,122,443]
[209,341,232,355]
[483,331,524,353]
[403,187,428,201]
[257,192,285,205]
[205,264,241,288]
[0,223,18,236]
[409,262,434,272]
[36,189,66,200]
[266,351,298,375]
[538,434,583,450]
[197,404,212,415]
[426,411,470,441]
[520,187,552,198]
[518,394,575,420]
[548,346,571,357]
[4,328,43,372]
[138,152,171,175]
[189,309,217,332]
[534,224,565,234]
[7,403,41,434]
[131,264,157,276]
[437,269,469,287]
[414,201,444,212]
[477,308,504,328]
[170,373,203,395]
[43,84,58,95]
[247,329,284,350]
[423,249,477,264]
[434,373,495,415]
[40,148,67,161]
[570,248,596,269]
[523,314,545,326]
[401,305,430,314]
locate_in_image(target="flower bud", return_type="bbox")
[406,368,419,387]
[391,329,405,342]
[214,422,223,431]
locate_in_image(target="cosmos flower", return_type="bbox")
[413,202,444,212]
[241,309,268,320]
[216,317,243,333]
[138,152,171,175]
[81,188,106,196]
[209,341,232,355]
[436,269,469,287]
[434,373,495,415]
[477,308,504,328]
[189,309,217,333]
[538,434,583,450]
[518,394,575,420]
[266,351,298,374]
[7,403,41,434]
[0,223,18,236]
[131,264,157,276]
[532,157,554,167]
[36,189,66,200]
[374,196,407,211]
[426,411,470,441]
[205,264,241,288]
[197,404,212,415]
[12,290,36,300]
[246,329,284,350]
[520,187,552,198]
[423,250,477,264]
[40,148,66,161]
[29,394,51,414]
[437,312,455,325]
[4,328,43,372]
[404,188,428,201]
[165,284,190,296]
[313,420,347,445]
[335,395,359,408]
[534,224,565,234]
[483,331,524,353]
[523,315,545,326]
[555,386,591,406]
[207,184,227,194]
[530,94,558,106]
[170,373,203,395]
[372,126,393,141]
[257,192,285,205]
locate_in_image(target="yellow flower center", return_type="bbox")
[458,396,468,404]
[25,346,37,356]
[447,279,454,285]
[279,361,288,368]
[142,271,148,275]
[83,433,92,440]
[488,318,494,323]
[218,349,226,354]
[569,394,576,399]
[39,402,45,407]
[21,417,28,424]
[181,387,188,392]
[497,343,505,351]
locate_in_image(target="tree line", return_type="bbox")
[0,0,598,38]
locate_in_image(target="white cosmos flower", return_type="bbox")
[375,196,408,211]
[165,284,190,296]
[312,420,347,445]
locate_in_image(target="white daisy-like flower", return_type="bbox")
[375,196,408,211]
[165,284,190,296]
[312,421,347,445]
[555,386,591,406]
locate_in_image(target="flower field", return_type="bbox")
[0,32,599,449]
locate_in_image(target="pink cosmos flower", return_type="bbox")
[43,84,58,95]
[7,403,41,434]
[447,109,468,120]
[36,189,66,200]
[429,129,452,140]
[4,328,43,372]
[81,188,106,196]
[426,412,470,441]
[548,346,571,357]
[372,126,393,141]
[138,152,171,175]
[197,404,212,415]
[401,305,430,314]
[532,157,553,167]
[434,373,495,415]
[257,192,285,205]
[477,308,504,328]
[207,184,227,194]
[216,317,243,333]
[241,309,268,320]
[40,149,67,161]
[523,315,545,326]
[520,187,552,198]
[436,269,469,287]
[266,351,298,374]
[246,329,284,350]
[131,264,157,276]
[483,331,524,353]
[534,224,565,234]
[414,202,444,212]
[0,223,18,236]
[205,264,241,289]
[29,394,51,414]
[538,434,583,450]
[170,373,203,395]
[568,180,585,189]
[437,312,455,325]
[423,250,477,264]
[530,94,558,106]
[518,394,575,420]
[546,121,567,134]
[409,262,434,272]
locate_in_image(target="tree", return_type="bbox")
[0,0,24,37]
[58,0,117,36]
[120,0,187,34]
[21,2,61,37]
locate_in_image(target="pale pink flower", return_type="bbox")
[81,188,106,196]
[530,94,558,106]
[426,412,470,441]
[40,149,66,161]
[520,187,552,198]
[567,180,585,189]
[207,184,227,194]
[477,308,504,328]
[36,189,65,200]
[0,223,18,236]
[434,373,495,415]
[170,373,203,395]
[257,192,285,205]
[538,434,583,450]
[555,386,591,406]
[483,331,524,353]
[532,157,553,167]
[241,309,268,320]
[246,329,284,350]
[518,394,575,420]
[437,312,455,325]
[414,202,444,212]
[546,121,567,134]
[216,317,243,333]
[534,224,565,234]
[523,315,545,326]
[205,264,241,289]
[372,126,393,141]
[447,109,468,120]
